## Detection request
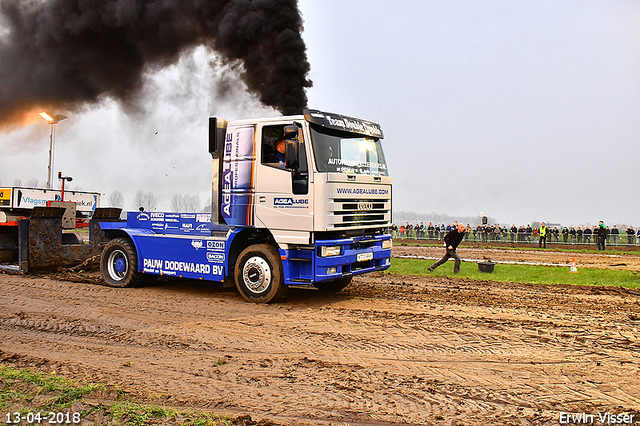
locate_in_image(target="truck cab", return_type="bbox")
[100,109,392,303]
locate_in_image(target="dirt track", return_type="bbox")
[1,248,640,425]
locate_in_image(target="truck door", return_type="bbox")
[254,123,313,242]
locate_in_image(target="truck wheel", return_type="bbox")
[101,238,143,288]
[235,244,287,303]
[315,276,352,292]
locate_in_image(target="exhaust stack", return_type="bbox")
[208,117,228,226]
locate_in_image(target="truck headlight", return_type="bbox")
[382,239,392,249]
[320,246,341,257]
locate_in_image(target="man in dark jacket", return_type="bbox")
[428,223,466,273]
[596,221,607,251]
[428,222,435,240]
[611,225,619,246]
[627,226,635,245]
[510,225,517,243]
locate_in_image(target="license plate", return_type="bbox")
[357,252,373,262]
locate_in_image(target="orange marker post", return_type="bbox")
[569,257,578,273]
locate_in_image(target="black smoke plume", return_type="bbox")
[0,0,312,126]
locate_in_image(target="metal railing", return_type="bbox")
[391,230,640,246]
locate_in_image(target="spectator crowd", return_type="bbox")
[391,221,640,248]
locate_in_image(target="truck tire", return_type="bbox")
[235,244,287,303]
[100,238,144,288]
[314,276,352,292]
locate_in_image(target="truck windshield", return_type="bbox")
[310,124,389,176]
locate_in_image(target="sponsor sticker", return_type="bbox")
[336,188,390,195]
[0,188,10,206]
[207,252,225,263]
[207,241,225,251]
[142,259,224,276]
[196,214,211,223]
[274,198,309,209]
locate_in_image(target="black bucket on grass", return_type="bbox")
[478,261,495,273]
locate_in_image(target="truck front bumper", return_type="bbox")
[279,235,392,286]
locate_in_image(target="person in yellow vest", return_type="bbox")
[538,222,548,248]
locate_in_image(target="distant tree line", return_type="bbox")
[106,190,210,213]
[8,178,82,191]
[170,194,200,212]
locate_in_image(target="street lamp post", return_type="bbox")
[39,112,67,189]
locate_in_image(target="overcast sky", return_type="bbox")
[0,0,638,227]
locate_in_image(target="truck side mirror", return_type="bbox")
[283,124,300,169]
[285,139,299,170]
[283,125,299,139]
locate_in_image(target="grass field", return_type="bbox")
[388,257,640,289]
[396,240,640,255]
[0,366,234,426]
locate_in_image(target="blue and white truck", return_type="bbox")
[99,109,392,302]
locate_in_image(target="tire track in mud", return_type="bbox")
[1,273,640,425]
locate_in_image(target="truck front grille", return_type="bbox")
[330,198,391,229]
